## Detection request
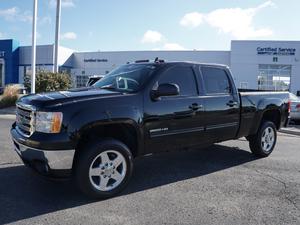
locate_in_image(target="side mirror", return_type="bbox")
[151,83,180,99]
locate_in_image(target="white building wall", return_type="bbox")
[70,50,230,77]
[231,40,300,93]
[18,45,74,83]
[16,40,300,93]
[57,46,74,66]
[19,45,54,66]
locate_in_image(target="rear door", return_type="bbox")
[143,64,206,153]
[199,66,240,142]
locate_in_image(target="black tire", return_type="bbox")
[248,121,277,157]
[74,139,133,199]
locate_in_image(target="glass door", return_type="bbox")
[0,60,4,87]
[258,64,291,91]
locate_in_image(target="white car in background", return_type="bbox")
[289,93,300,124]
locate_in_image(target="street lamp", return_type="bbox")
[31,0,38,94]
[54,0,61,73]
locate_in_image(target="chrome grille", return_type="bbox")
[16,103,35,137]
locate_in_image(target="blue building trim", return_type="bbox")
[0,39,20,85]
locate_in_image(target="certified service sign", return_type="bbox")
[257,47,296,56]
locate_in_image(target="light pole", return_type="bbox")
[31,0,38,94]
[54,0,61,73]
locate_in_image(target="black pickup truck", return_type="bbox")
[11,61,290,198]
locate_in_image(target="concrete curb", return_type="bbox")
[0,107,16,120]
[279,128,300,136]
[0,107,16,115]
[0,114,15,120]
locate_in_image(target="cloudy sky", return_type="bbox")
[0,0,299,51]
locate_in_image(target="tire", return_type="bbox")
[74,138,133,199]
[248,121,277,157]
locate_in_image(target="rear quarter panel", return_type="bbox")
[238,92,289,137]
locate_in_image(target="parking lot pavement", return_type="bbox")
[0,118,299,225]
[280,124,300,136]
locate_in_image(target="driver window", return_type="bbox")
[158,66,198,96]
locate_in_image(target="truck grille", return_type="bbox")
[16,104,35,137]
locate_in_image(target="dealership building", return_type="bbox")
[1,39,300,94]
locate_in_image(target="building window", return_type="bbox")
[258,64,291,91]
[76,75,89,88]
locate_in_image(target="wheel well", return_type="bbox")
[261,110,281,130]
[76,123,139,158]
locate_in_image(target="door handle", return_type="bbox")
[189,103,203,111]
[227,101,238,107]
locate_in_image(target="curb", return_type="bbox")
[0,106,16,116]
[0,114,15,120]
[279,128,300,136]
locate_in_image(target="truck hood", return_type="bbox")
[18,87,124,109]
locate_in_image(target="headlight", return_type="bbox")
[35,112,63,133]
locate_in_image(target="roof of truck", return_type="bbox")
[132,60,229,69]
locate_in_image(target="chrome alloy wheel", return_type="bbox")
[89,150,127,191]
[261,126,275,152]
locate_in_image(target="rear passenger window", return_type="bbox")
[158,66,197,96]
[201,67,231,94]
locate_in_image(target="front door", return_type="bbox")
[143,65,206,154]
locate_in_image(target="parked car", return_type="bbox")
[86,75,104,87]
[289,93,300,124]
[11,61,289,198]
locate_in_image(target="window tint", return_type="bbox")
[93,64,158,92]
[201,67,231,94]
[158,66,197,96]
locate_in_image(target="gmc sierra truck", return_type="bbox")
[11,60,290,198]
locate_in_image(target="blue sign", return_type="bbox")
[0,51,4,58]
[257,47,296,56]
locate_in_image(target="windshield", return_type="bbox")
[93,64,158,92]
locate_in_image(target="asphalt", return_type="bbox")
[0,118,299,225]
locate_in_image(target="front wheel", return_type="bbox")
[248,121,277,157]
[74,139,133,199]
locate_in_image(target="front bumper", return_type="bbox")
[12,138,75,178]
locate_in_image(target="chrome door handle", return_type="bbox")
[189,103,203,111]
[227,101,238,107]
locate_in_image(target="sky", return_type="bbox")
[0,0,299,51]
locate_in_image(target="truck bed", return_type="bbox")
[237,90,290,138]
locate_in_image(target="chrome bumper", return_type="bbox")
[13,139,75,170]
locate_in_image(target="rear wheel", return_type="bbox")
[248,121,277,157]
[74,139,133,198]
